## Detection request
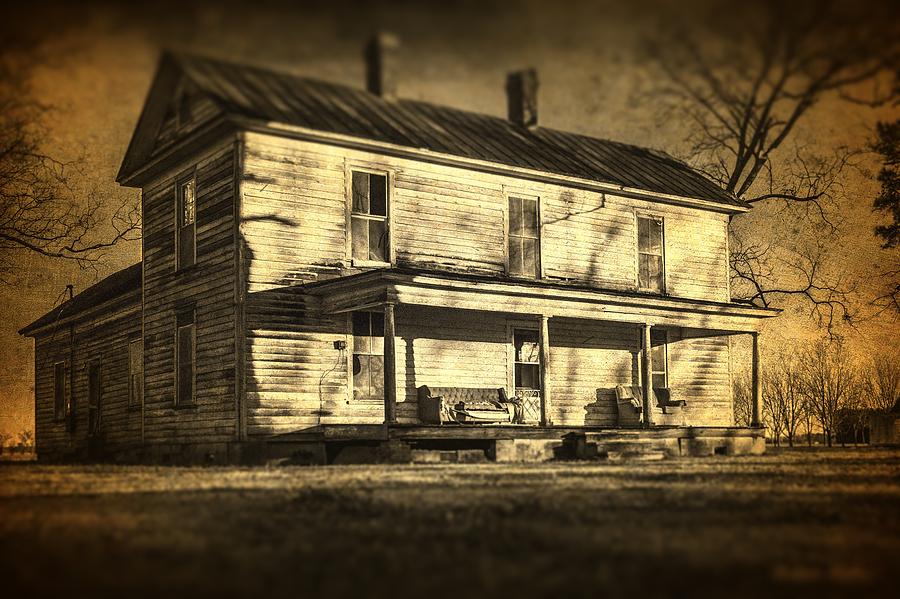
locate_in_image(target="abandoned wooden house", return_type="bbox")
[20,36,779,463]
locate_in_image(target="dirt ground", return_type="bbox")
[1,448,898,599]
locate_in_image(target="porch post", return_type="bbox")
[751,331,762,427]
[383,302,397,425]
[539,314,552,426]
[641,323,653,428]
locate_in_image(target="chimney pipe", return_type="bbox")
[506,69,539,127]
[365,32,400,99]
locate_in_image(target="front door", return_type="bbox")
[513,329,541,424]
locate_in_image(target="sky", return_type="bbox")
[0,0,897,437]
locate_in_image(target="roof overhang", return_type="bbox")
[233,118,751,215]
[305,269,778,333]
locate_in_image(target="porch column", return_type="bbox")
[641,323,653,428]
[539,315,552,426]
[751,331,762,427]
[383,302,397,425]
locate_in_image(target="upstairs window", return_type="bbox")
[650,329,668,390]
[351,171,389,263]
[176,309,196,406]
[352,311,384,401]
[637,215,664,293]
[176,176,196,270]
[53,361,67,421]
[508,196,540,278]
[129,338,143,408]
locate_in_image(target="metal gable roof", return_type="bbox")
[168,52,744,208]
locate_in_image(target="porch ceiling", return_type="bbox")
[306,268,778,332]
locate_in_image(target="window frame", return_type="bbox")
[174,308,196,407]
[175,171,197,271]
[87,358,102,437]
[53,361,67,422]
[635,212,666,294]
[505,192,542,279]
[128,337,143,410]
[346,164,392,267]
[349,311,385,403]
[650,329,669,390]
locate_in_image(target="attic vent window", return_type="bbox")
[350,170,389,263]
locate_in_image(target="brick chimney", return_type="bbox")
[364,32,400,99]
[506,69,539,127]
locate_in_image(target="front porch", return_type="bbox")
[302,267,776,434]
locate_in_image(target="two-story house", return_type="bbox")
[20,36,778,463]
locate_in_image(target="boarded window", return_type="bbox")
[129,339,143,408]
[176,310,195,406]
[350,171,389,262]
[638,216,664,293]
[508,197,540,278]
[650,329,668,390]
[177,177,196,270]
[352,311,384,401]
[53,362,66,421]
[87,361,101,436]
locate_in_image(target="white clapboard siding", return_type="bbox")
[141,141,238,445]
[240,132,731,302]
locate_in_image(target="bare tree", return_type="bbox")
[0,37,140,283]
[798,339,858,446]
[648,1,900,329]
[864,354,900,413]
[732,370,752,427]
[764,352,806,446]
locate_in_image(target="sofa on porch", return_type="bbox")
[615,385,687,427]
[417,385,523,425]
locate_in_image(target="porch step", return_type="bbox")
[604,449,666,461]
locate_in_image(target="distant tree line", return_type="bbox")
[734,340,899,447]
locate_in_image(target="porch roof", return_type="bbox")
[305,267,778,333]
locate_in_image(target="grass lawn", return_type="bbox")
[1,447,898,598]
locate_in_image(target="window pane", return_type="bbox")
[179,226,195,269]
[648,219,662,254]
[639,254,650,289]
[648,255,663,292]
[523,238,538,278]
[54,363,65,418]
[515,330,539,362]
[522,199,538,237]
[515,363,540,389]
[651,343,666,369]
[351,216,368,260]
[178,325,194,361]
[352,312,370,336]
[368,219,387,262]
[508,197,523,236]
[370,313,384,337]
[351,171,369,214]
[509,238,523,276]
[369,174,387,216]
[652,373,667,389]
[369,355,385,398]
[178,365,193,404]
[638,217,650,252]
[353,355,369,398]
[181,180,195,225]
